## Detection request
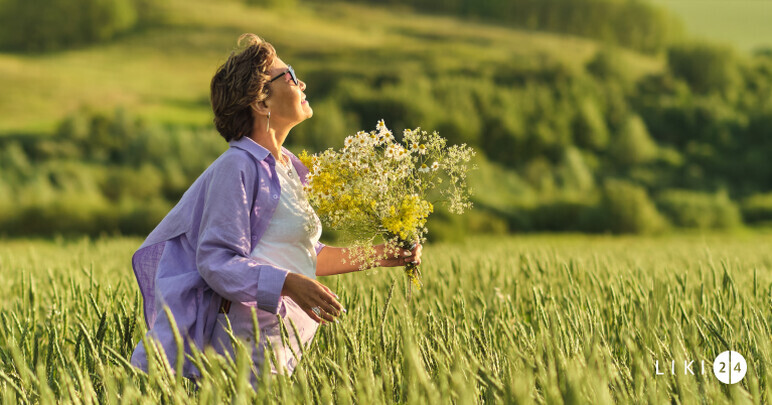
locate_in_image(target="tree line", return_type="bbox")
[319,0,683,53]
[0,0,165,52]
[0,0,680,53]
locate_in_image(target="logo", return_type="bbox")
[653,351,748,384]
[712,351,747,384]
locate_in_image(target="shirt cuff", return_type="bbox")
[255,266,290,314]
[314,241,326,256]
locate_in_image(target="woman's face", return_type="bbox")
[264,57,312,127]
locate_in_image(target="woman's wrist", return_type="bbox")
[281,272,297,296]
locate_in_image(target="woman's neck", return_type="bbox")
[249,123,290,162]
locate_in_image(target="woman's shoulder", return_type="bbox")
[137,145,263,251]
[210,146,262,175]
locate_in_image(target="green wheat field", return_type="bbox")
[0,233,769,404]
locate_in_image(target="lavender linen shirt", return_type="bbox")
[130,137,325,377]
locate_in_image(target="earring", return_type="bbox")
[266,112,270,132]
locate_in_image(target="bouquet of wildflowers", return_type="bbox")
[298,120,475,294]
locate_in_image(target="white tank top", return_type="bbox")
[250,154,322,279]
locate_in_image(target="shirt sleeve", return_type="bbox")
[195,154,289,314]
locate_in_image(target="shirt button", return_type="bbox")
[272,194,279,200]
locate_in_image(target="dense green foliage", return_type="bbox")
[0,109,225,235]
[3,41,772,236]
[656,189,742,229]
[328,0,683,53]
[0,0,164,51]
[0,234,770,403]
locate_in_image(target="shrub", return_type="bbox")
[528,195,600,232]
[601,179,668,234]
[118,198,172,235]
[572,98,609,151]
[100,165,163,202]
[556,147,595,192]
[667,42,742,97]
[478,90,528,166]
[586,49,630,84]
[741,193,772,225]
[656,189,742,229]
[0,142,32,179]
[426,207,509,243]
[9,191,113,235]
[467,155,536,213]
[611,114,658,166]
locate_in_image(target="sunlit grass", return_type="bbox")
[0,233,769,403]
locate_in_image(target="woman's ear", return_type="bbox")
[251,100,270,116]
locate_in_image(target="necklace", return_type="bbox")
[279,154,293,177]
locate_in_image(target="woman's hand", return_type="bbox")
[375,243,422,268]
[281,273,344,324]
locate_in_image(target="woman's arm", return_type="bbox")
[196,154,343,323]
[196,154,289,314]
[316,243,422,276]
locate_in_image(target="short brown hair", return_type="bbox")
[210,33,276,141]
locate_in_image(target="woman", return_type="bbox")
[130,33,422,380]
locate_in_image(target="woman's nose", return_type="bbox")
[299,80,306,91]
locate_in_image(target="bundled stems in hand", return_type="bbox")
[399,238,421,300]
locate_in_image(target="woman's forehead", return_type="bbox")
[269,58,288,75]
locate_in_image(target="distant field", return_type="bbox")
[0,0,663,135]
[0,233,770,402]
[651,0,772,52]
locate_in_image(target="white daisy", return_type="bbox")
[385,144,397,159]
[431,161,439,171]
[418,163,430,173]
[381,130,394,143]
[395,146,408,160]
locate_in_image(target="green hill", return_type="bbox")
[0,0,663,135]
[3,0,772,237]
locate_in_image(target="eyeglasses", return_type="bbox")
[269,65,298,86]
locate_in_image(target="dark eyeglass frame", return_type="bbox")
[269,65,298,86]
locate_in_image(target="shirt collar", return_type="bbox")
[229,136,299,165]
[229,136,271,162]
